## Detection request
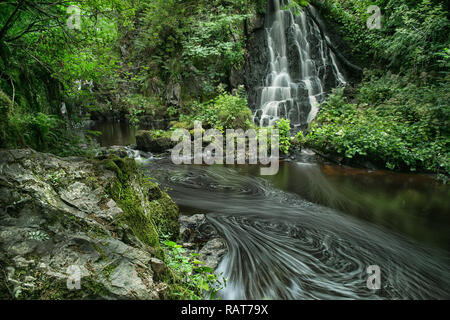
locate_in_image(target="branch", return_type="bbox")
[0,0,25,42]
[4,20,37,42]
[10,76,14,107]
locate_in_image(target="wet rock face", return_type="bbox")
[243,4,358,128]
[179,214,227,270]
[0,149,179,300]
[243,25,270,117]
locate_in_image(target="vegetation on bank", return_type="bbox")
[301,0,450,176]
[300,74,449,174]
[0,0,265,153]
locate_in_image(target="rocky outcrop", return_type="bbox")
[179,214,227,270]
[0,149,179,299]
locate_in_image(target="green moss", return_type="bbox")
[3,265,112,300]
[101,263,118,279]
[0,89,12,148]
[101,157,160,248]
[148,193,180,240]
[99,156,181,248]
[135,130,176,153]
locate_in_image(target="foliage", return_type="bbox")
[175,88,253,131]
[162,239,225,300]
[0,0,134,154]
[130,0,262,98]
[275,118,292,155]
[313,0,450,74]
[306,79,449,174]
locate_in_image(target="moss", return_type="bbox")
[101,156,160,248]
[135,130,176,153]
[101,263,118,279]
[148,193,180,240]
[0,89,12,148]
[2,263,111,300]
[99,155,181,248]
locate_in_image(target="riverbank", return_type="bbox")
[0,148,220,299]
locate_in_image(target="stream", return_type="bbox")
[93,122,449,300]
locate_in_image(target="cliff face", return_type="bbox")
[242,3,361,128]
[0,149,179,299]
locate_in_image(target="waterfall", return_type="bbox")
[253,0,346,128]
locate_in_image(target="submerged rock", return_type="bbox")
[179,214,227,270]
[0,149,180,299]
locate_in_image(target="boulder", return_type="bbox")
[135,130,176,154]
[0,149,180,300]
[179,214,227,270]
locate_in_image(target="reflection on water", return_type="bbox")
[236,161,450,251]
[89,121,137,147]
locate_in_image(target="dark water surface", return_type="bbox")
[96,122,450,299]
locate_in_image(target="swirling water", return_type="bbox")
[143,155,450,300]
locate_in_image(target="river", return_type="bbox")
[93,122,449,299]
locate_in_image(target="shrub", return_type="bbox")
[306,82,450,174]
[176,90,253,131]
[275,118,292,155]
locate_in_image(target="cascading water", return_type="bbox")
[253,0,346,128]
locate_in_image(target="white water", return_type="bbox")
[255,0,346,127]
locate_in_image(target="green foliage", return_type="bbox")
[275,118,292,155]
[176,89,253,131]
[306,79,450,174]
[282,0,310,15]
[161,239,225,300]
[131,0,261,98]
[314,0,450,74]
[0,0,135,154]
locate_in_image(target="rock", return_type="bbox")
[178,214,227,270]
[150,258,167,278]
[95,146,131,159]
[135,130,176,153]
[199,238,227,270]
[179,214,218,244]
[166,83,181,106]
[0,149,180,300]
[246,14,264,34]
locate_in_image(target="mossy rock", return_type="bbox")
[101,156,180,244]
[136,130,176,153]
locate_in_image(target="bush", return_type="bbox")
[176,90,253,131]
[162,239,225,300]
[275,118,292,155]
[306,80,450,174]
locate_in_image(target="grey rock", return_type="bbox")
[179,214,227,270]
[199,238,227,270]
[0,149,174,300]
[150,258,167,278]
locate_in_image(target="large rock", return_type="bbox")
[0,149,179,299]
[135,130,176,154]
